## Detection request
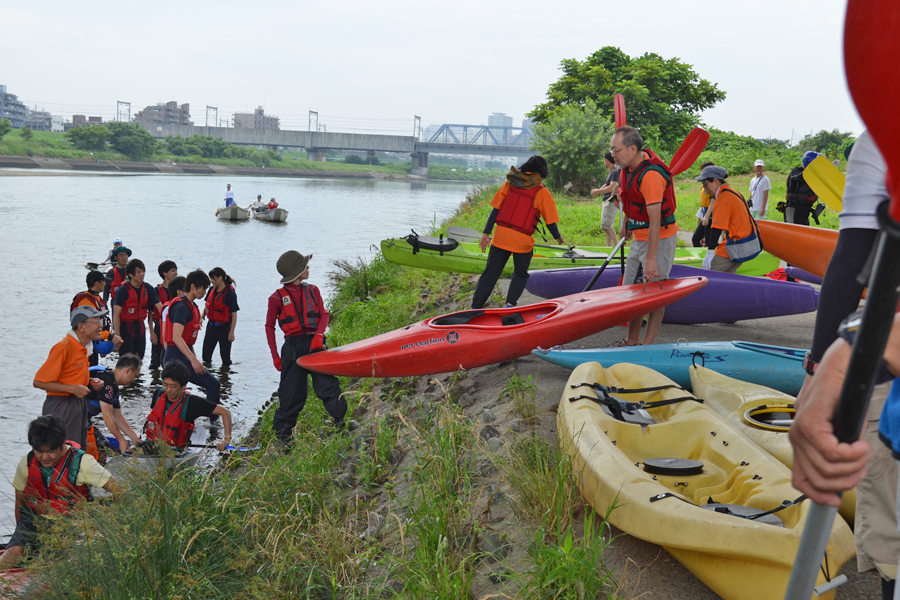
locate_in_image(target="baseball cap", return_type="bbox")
[71,306,109,328]
[694,165,728,181]
[113,237,123,244]
[753,159,765,167]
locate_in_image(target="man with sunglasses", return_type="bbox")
[609,126,679,346]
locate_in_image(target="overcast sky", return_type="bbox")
[2,0,862,142]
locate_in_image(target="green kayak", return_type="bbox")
[381,233,779,278]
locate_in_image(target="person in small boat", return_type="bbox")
[113,258,163,361]
[144,360,232,452]
[162,269,221,406]
[471,155,564,309]
[224,183,235,208]
[99,237,124,266]
[104,245,131,307]
[150,260,178,371]
[33,306,108,449]
[267,197,279,210]
[0,415,119,569]
[71,270,122,366]
[202,267,239,366]
[695,165,761,274]
[265,251,346,444]
[86,353,143,454]
[249,194,266,211]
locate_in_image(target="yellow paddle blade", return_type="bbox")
[802,155,845,212]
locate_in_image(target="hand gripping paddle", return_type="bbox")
[802,155,845,212]
[614,94,627,128]
[785,2,900,598]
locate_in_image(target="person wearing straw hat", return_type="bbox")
[265,251,346,444]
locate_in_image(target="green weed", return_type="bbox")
[501,372,539,422]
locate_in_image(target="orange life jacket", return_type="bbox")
[162,296,201,347]
[205,286,234,324]
[277,285,320,336]
[120,283,149,322]
[154,284,172,321]
[71,290,104,312]
[144,388,194,448]
[24,446,91,515]
[495,185,543,235]
[618,149,678,231]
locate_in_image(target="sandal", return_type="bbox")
[611,339,636,348]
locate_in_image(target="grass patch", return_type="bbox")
[501,372,539,422]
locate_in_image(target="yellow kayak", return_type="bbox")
[558,362,854,600]
[688,364,856,525]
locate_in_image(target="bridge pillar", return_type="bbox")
[411,151,428,176]
[307,149,327,162]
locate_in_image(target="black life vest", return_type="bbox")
[496,185,543,235]
[786,166,817,207]
[618,149,678,231]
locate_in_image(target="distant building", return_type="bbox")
[51,115,65,133]
[24,108,53,131]
[488,112,513,128]
[0,85,28,128]
[134,101,192,128]
[521,117,534,132]
[72,115,103,126]
[234,106,279,130]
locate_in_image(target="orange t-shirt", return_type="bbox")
[711,184,754,258]
[34,333,90,396]
[489,183,559,253]
[628,167,679,242]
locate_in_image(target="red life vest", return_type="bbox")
[154,284,172,321]
[277,285,320,336]
[120,283,149,322]
[495,185,543,235]
[144,388,195,448]
[109,267,127,298]
[162,296,201,347]
[24,447,91,516]
[618,149,678,231]
[205,286,234,324]
[268,200,278,209]
[70,291,104,313]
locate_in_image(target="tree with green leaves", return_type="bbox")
[530,47,725,151]
[796,128,856,158]
[530,99,615,194]
[107,122,157,160]
[0,118,11,140]
[66,125,111,151]
[20,127,33,142]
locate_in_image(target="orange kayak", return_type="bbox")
[756,220,838,279]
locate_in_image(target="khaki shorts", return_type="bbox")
[709,253,741,274]
[601,201,619,229]
[622,235,678,285]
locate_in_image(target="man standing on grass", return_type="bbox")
[590,152,621,246]
[611,126,679,346]
[749,159,771,220]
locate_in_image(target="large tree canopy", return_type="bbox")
[530,47,726,150]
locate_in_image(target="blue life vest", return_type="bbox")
[878,378,900,458]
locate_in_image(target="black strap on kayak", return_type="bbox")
[570,382,700,413]
[690,351,707,368]
[650,493,807,521]
[571,381,688,395]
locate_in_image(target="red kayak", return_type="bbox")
[299,277,708,377]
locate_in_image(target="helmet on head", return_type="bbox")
[802,151,820,169]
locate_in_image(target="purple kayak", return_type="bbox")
[525,264,819,325]
[785,266,823,285]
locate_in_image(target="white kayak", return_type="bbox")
[252,207,289,222]
[216,205,250,221]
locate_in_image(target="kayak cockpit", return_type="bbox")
[429,302,562,328]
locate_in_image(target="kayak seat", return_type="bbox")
[405,233,459,254]
[501,313,525,326]
[432,310,485,326]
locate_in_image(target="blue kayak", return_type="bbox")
[532,341,806,395]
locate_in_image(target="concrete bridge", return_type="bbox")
[140,124,535,175]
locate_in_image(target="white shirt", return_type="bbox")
[748,175,771,217]
[250,200,266,210]
[840,130,888,231]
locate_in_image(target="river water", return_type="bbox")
[0,171,474,537]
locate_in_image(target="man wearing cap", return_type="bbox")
[749,159,771,220]
[696,165,761,273]
[224,183,235,208]
[33,306,107,448]
[249,194,266,211]
[265,251,346,443]
[71,270,122,366]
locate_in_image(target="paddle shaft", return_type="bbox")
[582,235,628,293]
[188,444,261,452]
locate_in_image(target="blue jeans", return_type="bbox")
[162,345,221,404]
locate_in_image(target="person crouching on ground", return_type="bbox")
[0,415,119,569]
[611,126,679,346]
[202,267,239,367]
[161,270,221,406]
[265,251,346,444]
[86,353,144,454]
[113,258,162,361]
[71,269,122,366]
[696,165,763,273]
[144,361,233,452]
[33,306,107,449]
[471,155,564,309]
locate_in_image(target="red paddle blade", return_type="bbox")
[668,127,710,176]
[845,0,900,221]
[614,94,627,129]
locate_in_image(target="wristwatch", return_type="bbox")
[802,352,818,376]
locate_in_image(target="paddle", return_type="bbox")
[802,155,845,212]
[614,94,626,128]
[582,236,628,292]
[668,127,710,176]
[784,2,900,598]
[188,444,262,452]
